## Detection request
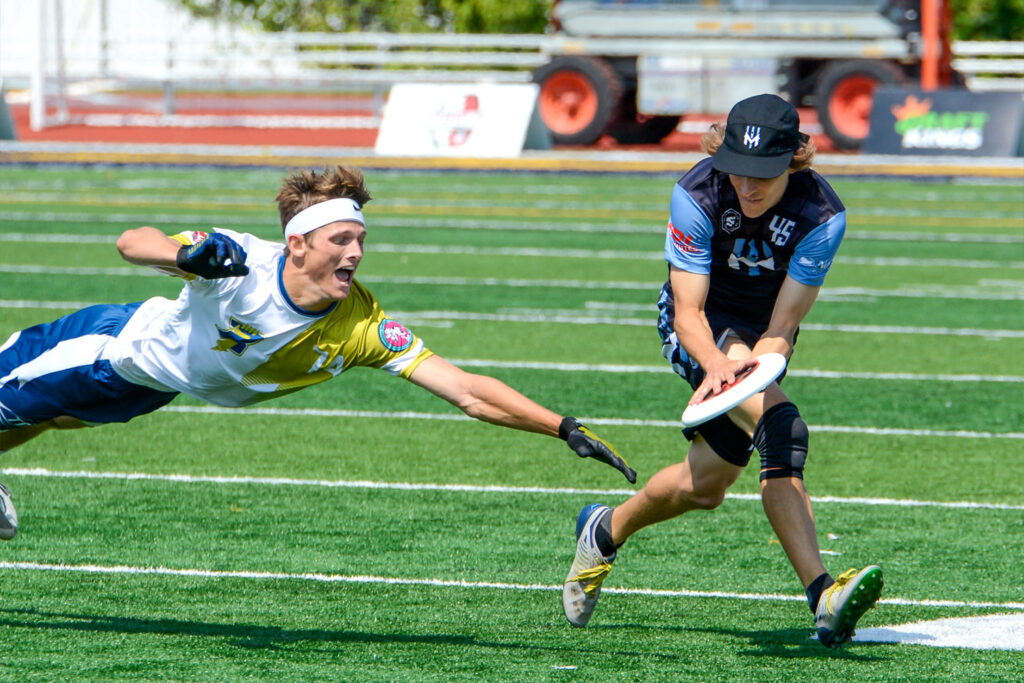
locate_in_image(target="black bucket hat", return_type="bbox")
[712,94,806,179]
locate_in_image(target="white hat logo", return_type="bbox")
[743,126,761,149]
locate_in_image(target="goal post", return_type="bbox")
[29,0,70,131]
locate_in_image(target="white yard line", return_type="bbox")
[1,560,1021,613]
[143,405,1024,440]
[3,300,1024,340]
[2,212,1022,242]
[446,359,1024,383]
[3,190,1023,220]
[2,265,1021,301]
[4,233,1024,270]
[4,467,1022,510]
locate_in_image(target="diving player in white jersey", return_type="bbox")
[0,165,635,540]
[561,95,883,649]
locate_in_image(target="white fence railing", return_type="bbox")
[951,40,1024,92]
[4,26,1020,131]
[5,27,1021,91]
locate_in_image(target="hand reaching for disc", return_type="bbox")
[690,357,758,405]
[682,354,787,428]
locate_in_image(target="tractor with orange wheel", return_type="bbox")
[532,0,956,150]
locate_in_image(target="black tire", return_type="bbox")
[532,55,623,145]
[814,59,906,150]
[609,115,681,145]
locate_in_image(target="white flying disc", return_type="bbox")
[681,352,787,428]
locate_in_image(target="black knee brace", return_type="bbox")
[752,402,808,481]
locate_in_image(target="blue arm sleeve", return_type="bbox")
[664,184,714,274]
[788,211,846,286]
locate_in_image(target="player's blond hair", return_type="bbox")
[700,123,817,172]
[275,165,373,234]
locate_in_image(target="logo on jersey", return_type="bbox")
[378,319,413,352]
[728,239,775,275]
[669,221,701,254]
[0,400,30,430]
[213,318,265,355]
[721,209,742,234]
[743,126,761,149]
[768,215,796,246]
[797,255,833,273]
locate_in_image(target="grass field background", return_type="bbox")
[0,163,1022,681]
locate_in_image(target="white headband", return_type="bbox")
[284,198,365,238]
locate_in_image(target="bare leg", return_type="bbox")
[610,438,743,544]
[0,416,86,452]
[761,477,827,587]
[612,332,830,592]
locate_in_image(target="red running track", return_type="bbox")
[5,94,841,154]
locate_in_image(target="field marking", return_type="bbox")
[4,233,1023,270]
[2,176,1021,204]
[143,405,1024,440]
[4,190,1024,222]
[0,299,106,310]
[3,298,1022,339]
[2,212,1022,243]
[143,404,1024,440]
[1,561,1022,615]
[5,468,1022,511]
[0,179,604,198]
[2,265,1020,302]
[447,359,1024,383]
[9,190,1023,220]
[854,613,1024,650]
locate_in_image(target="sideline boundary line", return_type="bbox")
[2,561,1022,611]
[4,468,1022,510]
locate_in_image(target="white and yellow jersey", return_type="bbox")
[105,228,433,407]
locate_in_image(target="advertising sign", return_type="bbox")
[375,83,551,157]
[864,88,1024,157]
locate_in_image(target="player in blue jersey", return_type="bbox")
[562,95,882,648]
[0,165,635,540]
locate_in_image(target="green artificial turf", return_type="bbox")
[0,164,1021,681]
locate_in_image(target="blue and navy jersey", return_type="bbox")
[663,157,846,331]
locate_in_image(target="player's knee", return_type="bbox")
[752,402,808,481]
[683,468,731,510]
[50,415,87,430]
[687,485,728,510]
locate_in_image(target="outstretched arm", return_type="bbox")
[407,355,636,482]
[117,227,249,279]
[408,355,560,434]
[117,226,188,274]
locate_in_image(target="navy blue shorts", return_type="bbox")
[656,283,793,467]
[657,282,792,391]
[0,303,178,430]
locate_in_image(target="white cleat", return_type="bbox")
[563,503,615,627]
[0,482,18,540]
[815,565,884,648]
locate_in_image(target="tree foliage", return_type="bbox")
[175,0,549,33]
[950,0,1024,40]
[175,0,1023,39]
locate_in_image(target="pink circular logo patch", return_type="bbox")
[378,319,413,352]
